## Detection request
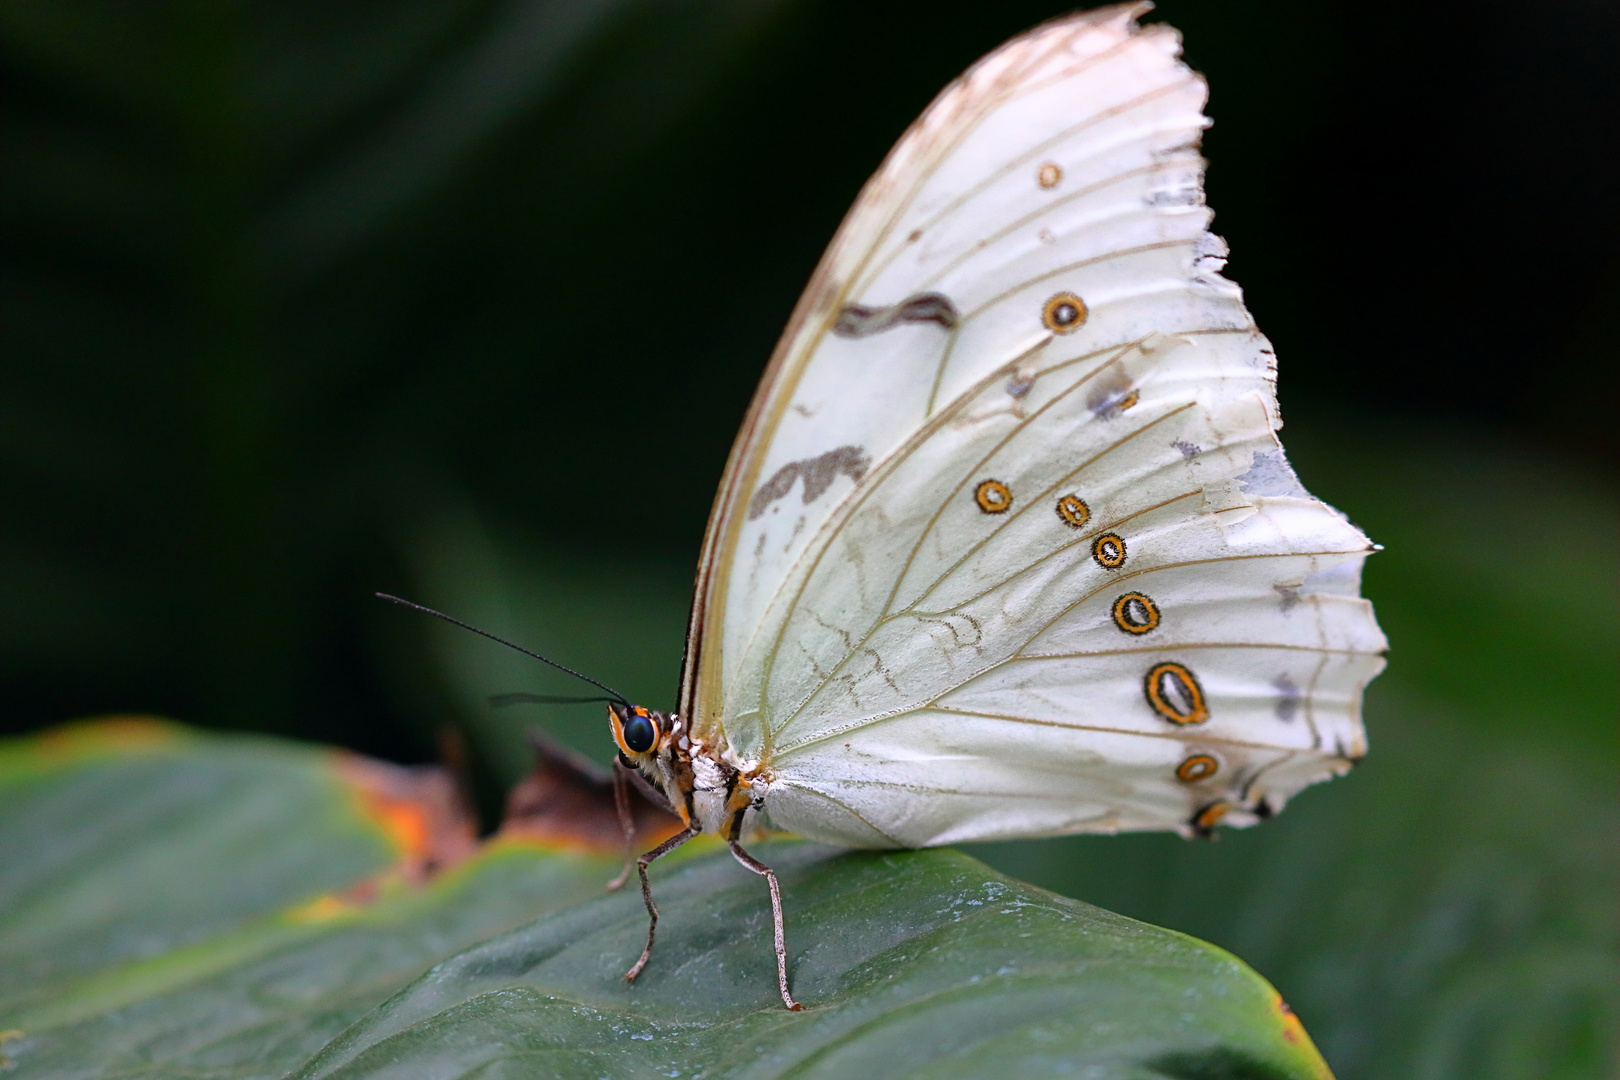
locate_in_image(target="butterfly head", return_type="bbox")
[609,702,673,761]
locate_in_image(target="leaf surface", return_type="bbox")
[1,720,1331,1080]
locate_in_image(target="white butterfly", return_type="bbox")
[601,3,1386,1010]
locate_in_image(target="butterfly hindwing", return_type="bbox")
[682,5,1385,847]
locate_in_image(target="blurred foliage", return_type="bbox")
[0,721,1336,1079]
[1,0,1616,1077]
[3,0,1616,753]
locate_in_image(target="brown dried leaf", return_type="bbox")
[499,735,682,852]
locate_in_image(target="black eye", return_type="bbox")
[621,713,657,753]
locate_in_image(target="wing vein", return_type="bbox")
[771,546,1374,757]
[911,156,1205,297]
[778,705,1338,759]
[761,340,1145,731]
[852,65,1200,299]
[895,407,1202,618]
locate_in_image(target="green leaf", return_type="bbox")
[0,719,390,1012]
[1,720,1332,1079]
[292,844,1331,1080]
[0,720,613,1077]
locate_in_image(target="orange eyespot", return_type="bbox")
[1037,162,1063,189]
[1193,801,1230,833]
[1092,533,1127,568]
[975,479,1012,514]
[611,705,661,756]
[1176,754,1219,782]
[1055,494,1090,528]
[1112,592,1160,634]
[1145,662,1209,725]
[1042,292,1087,334]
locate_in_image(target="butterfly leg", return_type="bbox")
[728,840,803,1011]
[607,758,636,891]
[624,826,696,982]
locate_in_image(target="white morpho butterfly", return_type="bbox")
[404,2,1387,1012]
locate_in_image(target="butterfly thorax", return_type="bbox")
[608,703,761,837]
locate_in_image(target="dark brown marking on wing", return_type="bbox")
[747,445,872,521]
[833,292,960,338]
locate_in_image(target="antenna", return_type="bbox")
[488,692,620,708]
[376,593,629,705]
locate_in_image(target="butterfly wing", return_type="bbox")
[679,4,1386,847]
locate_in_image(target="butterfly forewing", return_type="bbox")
[681,4,1385,847]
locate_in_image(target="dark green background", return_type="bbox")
[3,2,1615,1077]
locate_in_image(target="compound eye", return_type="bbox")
[621,711,658,753]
